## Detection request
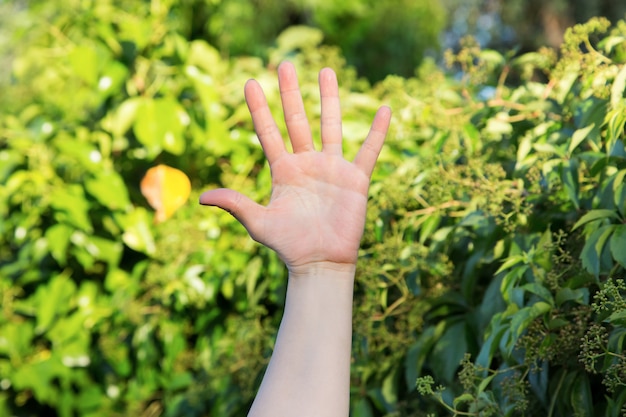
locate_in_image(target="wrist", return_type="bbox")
[287,261,357,280]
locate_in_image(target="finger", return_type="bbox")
[353,106,391,178]
[319,67,343,155]
[244,79,287,164]
[278,61,314,153]
[199,188,266,240]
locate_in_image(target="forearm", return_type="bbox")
[247,262,356,417]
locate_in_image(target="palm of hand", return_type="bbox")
[256,151,371,268]
[200,62,390,272]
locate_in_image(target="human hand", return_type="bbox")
[200,62,391,274]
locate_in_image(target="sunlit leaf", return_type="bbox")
[85,170,130,211]
[140,164,191,223]
[68,45,98,86]
[118,207,156,255]
[35,273,76,334]
[611,64,626,108]
[133,98,187,156]
[568,123,595,156]
[50,185,93,232]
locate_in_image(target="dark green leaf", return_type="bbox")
[572,209,620,231]
[555,287,589,306]
[570,373,594,417]
[429,321,468,383]
[609,224,626,268]
[560,159,580,209]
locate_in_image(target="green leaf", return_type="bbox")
[595,224,616,255]
[273,25,324,56]
[560,159,580,209]
[534,142,564,156]
[430,321,468,383]
[53,134,102,172]
[572,209,620,231]
[85,170,130,211]
[51,185,93,233]
[568,123,595,156]
[476,373,497,394]
[615,182,626,218]
[521,283,554,305]
[581,225,615,276]
[244,256,264,306]
[570,373,594,417]
[510,301,551,338]
[164,372,193,391]
[528,360,549,406]
[133,98,187,156]
[102,97,141,137]
[607,310,626,326]
[485,115,512,137]
[419,214,441,244]
[479,49,505,66]
[351,398,374,417]
[118,207,156,256]
[0,150,24,183]
[462,122,481,154]
[515,133,533,168]
[187,40,223,76]
[495,254,526,274]
[97,60,128,96]
[606,108,626,155]
[35,272,76,334]
[609,224,626,268]
[85,235,123,266]
[0,321,35,358]
[68,45,98,86]
[475,320,508,368]
[404,323,445,386]
[11,356,68,405]
[45,224,73,266]
[611,63,626,108]
[555,287,589,306]
[381,367,398,406]
[500,265,528,304]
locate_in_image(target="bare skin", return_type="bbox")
[200,61,391,417]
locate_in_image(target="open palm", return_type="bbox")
[200,62,391,272]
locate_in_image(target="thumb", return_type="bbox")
[199,188,266,238]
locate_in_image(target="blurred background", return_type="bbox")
[2,0,626,84]
[1,1,626,416]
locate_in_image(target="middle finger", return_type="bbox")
[278,62,314,153]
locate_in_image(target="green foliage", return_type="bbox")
[1,2,626,417]
[354,16,626,417]
[202,0,446,82]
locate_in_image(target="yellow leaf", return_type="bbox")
[140,164,191,223]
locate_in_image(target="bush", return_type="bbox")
[0,1,625,415]
[354,17,626,416]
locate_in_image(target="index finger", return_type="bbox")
[244,79,287,164]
